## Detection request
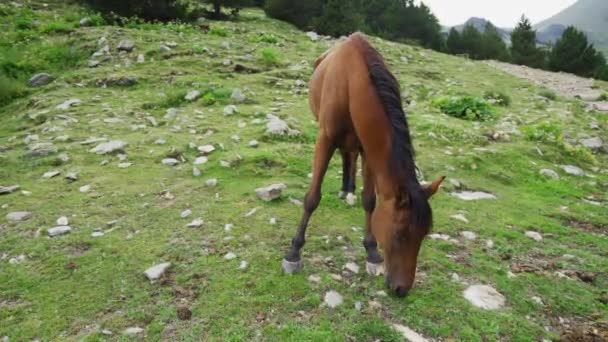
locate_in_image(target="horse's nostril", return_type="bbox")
[395,286,409,298]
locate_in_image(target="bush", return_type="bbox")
[40,19,75,34]
[209,26,229,37]
[81,0,190,21]
[483,90,511,106]
[600,92,608,101]
[259,47,281,66]
[255,33,279,44]
[433,95,495,121]
[264,0,322,29]
[538,89,557,100]
[0,74,27,107]
[522,122,562,142]
[202,93,216,105]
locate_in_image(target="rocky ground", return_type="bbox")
[0,1,607,341]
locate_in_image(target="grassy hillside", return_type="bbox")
[1,1,607,341]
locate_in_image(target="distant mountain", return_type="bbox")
[536,24,567,44]
[447,17,512,44]
[534,0,608,53]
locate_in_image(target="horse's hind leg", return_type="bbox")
[282,132,335,273]
[338,150,358,206]
[361,156,384,276]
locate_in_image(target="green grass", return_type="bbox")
[0,3,607,341]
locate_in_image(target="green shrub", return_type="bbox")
[0,74,27,106]
[433,95,495,121]
[209,26,229,37]
[256,33,279,44]
[600,92,608,101]
[483,90,511,106]
[202,93,216,105]
[538,89,557,100]
[81,0,191,21]
[15,15,34,30]
[259,47,281,66]
[37,41,88,70]
[522,122,562,142]
[40,19,75,34]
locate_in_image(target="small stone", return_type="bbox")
[461,231,477,241]
[451,191,496,201]
[88,60,100,68]
[451,273,461,282]
[177,305,192,320]
[118,163,132,168]
[123,327,143,335]
[91,231,104,237]
[248,140,259,148]
[205,179,217,187]
[581,137,603,151]
[57,216,68,225]
[306,31,320,41]
[463,284,505,310]
[193,167,201,177]
[560,165,585,177]
[224,252,237,260]
[90,140,126,154]
[344,262,359,274]
[255,183,286,201]
[525,231,542,242]
[101,329,113,336]
[43,170,60,179]
[531,296,543,305]
[308,274,321,283]
[79,17,92,26]
[137,54,145,63]
[0,185,20,195]
[540,169,559,180]
[187,218,204,228]
[451,213,469,223]
[231,88,246,103]
[238,260,248,270]
[562,254,576,260]
[198,145,215,154]
[6,211,32,222]
[162,158,179,166]
[223,105,238,116]
[144,262,171,281]
[117,40,135,52]
[224,223,233,231]
[354,301,362,311]
[154,138,166,145]
[392,324,429,342]
[48,226,71,237]
[323,290,343,308]
[194,157,208,165]
[79,185,91,193]
[428,233,451,241]
[266,114,298,136]
[65,172,78,182]
[56,98,81,110]
[28,73,54,87]
[485,239,494,249]
[181,209,192,218]
[185,90,201,101]
[269,217,277,225]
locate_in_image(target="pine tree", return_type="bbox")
[460,24,482,59]
[510,15,545,68]
[481,22,510,61]
[205,0,251,18]
[313,0,363,37]
[447,28,463,55]
[264,0,322,29]
[548,26,606,78]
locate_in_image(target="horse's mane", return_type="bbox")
[353,33,432,235]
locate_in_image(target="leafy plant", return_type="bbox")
[202,92,216,105]
[483,90,511,106]
[209,26,229,37]
[259,47,281,66]
[433,95,495,121]
[538,88,557,100]
[600,92,608,101]
[256,33,279,44]
[522,122,562,142]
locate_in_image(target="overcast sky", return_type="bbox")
[419,0,578,28]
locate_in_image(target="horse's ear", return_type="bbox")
[424,176,445,199]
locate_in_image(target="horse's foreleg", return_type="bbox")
[362,157,384,276]
[282,133,335,273]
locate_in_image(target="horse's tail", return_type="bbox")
[356,33,432,234]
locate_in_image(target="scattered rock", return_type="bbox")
[540,169,559,180]
[181,209,192,218]
[392,324,429,342]
[354,301,363,311]
[531,296,543,305]
[91,231,104,237]
[162,158,180,166]
[42,170,60,179]
[56,99,81,110]
[117,40,135,52]
[269,217,277,225]
[137,54,145,63]
[248,140,259,148]
[255,183,286,201]
[48,226,71,237]
[306,31,320,41]
[90,140,126,154]
[344,262,359,274]
[79,17,92,26]
[323,290,343,308]
[28,73,54,87]
[0,185,20,195]
[223,105,238,116]
[194,157,208,165]
[185,90,201,101]
[224,252,237,260]
[123,327,144,335]
[463,284,505,310]
[308,274,321,283]
[198,145,215,154]
[144,262,171,281]
[65,172,78,182]
[239,260,248,270]
[25,142,57,157]
[428,233,451,241]
[187,218,204,228]
[581,137,603,152]
[177,305,192,320]
[118,162,132,168]
[57,216,68,226]
[451,191,496,201]
[6,211,32,222]
[525,231,543,242]
[192,167,201,177]
[231,88,246,103]
[266,114,298,136]
[9,254,26,264]
[79,185,91,193]
[461,231,477,241]
[205,179,217,187]
[560,165,585,177]
[451,273,461,282]
[450,213,469,223]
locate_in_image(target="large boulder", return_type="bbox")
[28,73,54,87]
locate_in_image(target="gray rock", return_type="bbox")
[193,167,201,177]
[181,209,192,218]
[88,60,100,68]
[540,169,559,180]
[6,211,32,222]
[324,290,343,308]
[255,183,286,201]
[25,142,57,157]
[123,327,144,335]
[162,158,179,166]
[344,262,359,274]
[79,185,91,193]
[560,165,585,176]
[28,73,54,87]
[205,179,217,187]
[48,226,71,237]
[198,145,215,154]
[238,260,248,270]
[451,191,496,201]
[392,324,429,342]
[65,172,78,182]
[231,88,246,103]
[57,216,69,225]
[581,137,603,151]
[525,231,543,241]
[266,114,298,135]
[461,231,477,241]
[187,218,204,228]
[306,31,320,41]
[79,17,92,26]
[90,140,126,154]
[450,213,469,223]
[248,140,259,148]
[118,162,132,168]
[160,45,172,52]
[185,90,200,101]
[463,285,505,310]
[0,185,20,195]
[137,54,145,63]
[223,105,238,116]
[224,252,237,260]
[117,40,135,52]
[42,170,60,179]
[56,99,81,110]
[144,262,171,281]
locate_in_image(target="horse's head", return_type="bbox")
[372,176,444,297]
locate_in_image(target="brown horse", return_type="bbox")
[281,33,444,297]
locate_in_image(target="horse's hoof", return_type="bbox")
[346,193,357,206]
[366,261,385,276]
[338,191,347,199]
[281,259,303,274]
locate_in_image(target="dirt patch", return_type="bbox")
[548,315,608,342]
[568,219,608,236]
[66,242,91,257]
